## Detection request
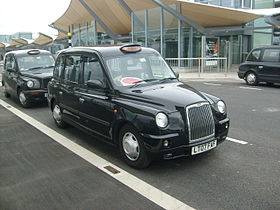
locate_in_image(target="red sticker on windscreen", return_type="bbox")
[121,77,143,86]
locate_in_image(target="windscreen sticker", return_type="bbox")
[120,77,143,86]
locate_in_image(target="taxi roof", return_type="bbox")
[58,45,159,58]
[5,49,52,57]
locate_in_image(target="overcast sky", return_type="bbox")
[0,0,70,37]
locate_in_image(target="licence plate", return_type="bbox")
[191,140,217,155]
[44,93,48,97]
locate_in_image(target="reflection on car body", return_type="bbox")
[48,44,230,168]
[1,49,54,107]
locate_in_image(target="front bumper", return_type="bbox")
[141,118,229,160]
[22,89,48,102]
[237,71,245,79]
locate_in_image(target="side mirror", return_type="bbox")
[86,79,105,89]
[7,68,16,73]
[174,72,179,79]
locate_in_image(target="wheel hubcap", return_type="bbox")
[19,92,26,105]
[247,73,256,84]
[122,132,140,161]
[53,105,62,123]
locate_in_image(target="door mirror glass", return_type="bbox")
[174,72,179,79]
[87,80,104,89]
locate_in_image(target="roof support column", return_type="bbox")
[79,0,118,41]
[160,7,164,57]
[93,20,98,45]
[131,12,135,43]
[144,10,148,47]
[151,0,207,34]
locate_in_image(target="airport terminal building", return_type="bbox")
[1,0,279,67]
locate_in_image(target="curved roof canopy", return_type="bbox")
[51,0,261,36]
[32,33,53,46]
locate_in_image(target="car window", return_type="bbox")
[83,56,104,84]
[247,49,261,62]
[261,49,280,62]
[53,56,65,80]
[17,54,54,71]
[4,55,16,70]
[63,55,82,83]
[106,54,175,86]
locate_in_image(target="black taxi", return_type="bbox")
[2,49,54,107]
[48,44,230,168]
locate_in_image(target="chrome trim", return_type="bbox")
[186,102,215,143]
[76,91,108,100]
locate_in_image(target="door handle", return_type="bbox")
[258,66,263,69]
[79,97,85,104]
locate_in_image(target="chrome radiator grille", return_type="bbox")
[186,102,215,143]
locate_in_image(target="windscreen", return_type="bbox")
[17,54,55,71]
[105,53,176,87]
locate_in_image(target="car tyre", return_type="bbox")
[3,83,10,98]
[52,101,67,128]
[119,124,151,169]
[245,72,258,85]
[18,89,31,108]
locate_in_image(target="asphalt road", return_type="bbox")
[0,77,279,210]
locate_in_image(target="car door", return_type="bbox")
[59,54,82,123]
[4,54,18,95]
[258,48,280,83]
[77,54,114,140]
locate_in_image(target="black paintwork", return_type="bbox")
[48,46,229,160]
[238,46,280,84]
[1,49,54,104]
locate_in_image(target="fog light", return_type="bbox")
[163,140,169,147]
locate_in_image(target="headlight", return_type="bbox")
[155,113,168,128]
[217,100,226,114]
[27,80,34,88]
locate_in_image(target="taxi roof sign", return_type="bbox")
[120,44,141,53]
[27,50,40,55]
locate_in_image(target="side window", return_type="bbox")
[261,49,280,62]
[4,55,16,70]
[53,56,65,80]
[247,49,261,62]
[63,55,82,83]
[83,56,104,84]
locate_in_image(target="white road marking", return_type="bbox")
[203,82,222,86]
[0,99,194,210]
[239,86,262,91]
[226,137,248,145]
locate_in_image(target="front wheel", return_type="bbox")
[245,72,258,85]
[119,125,151,169]
[52,102,67,128]
[18,89,31,108]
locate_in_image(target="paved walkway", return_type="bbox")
[0,105,163,210]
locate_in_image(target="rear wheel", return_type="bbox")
[52,101,67,128]
[119,124,150,169]
[18,89,31,108]
[245,72,258,85]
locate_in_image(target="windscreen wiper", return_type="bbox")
[130,79,159,88]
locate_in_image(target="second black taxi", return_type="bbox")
[48,44,230,168]
[2,49,54,107]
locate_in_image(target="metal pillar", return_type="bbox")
[93,20,98,45]
[144,10,148,47]
[160,7,164,57]
[131,12,135,43]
